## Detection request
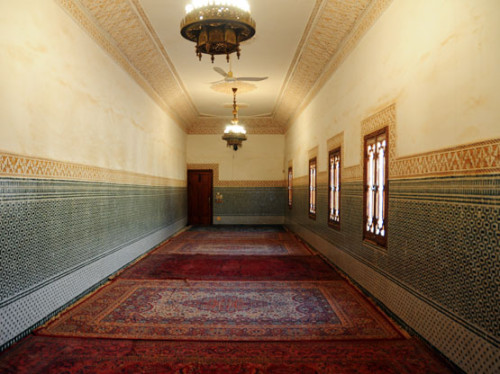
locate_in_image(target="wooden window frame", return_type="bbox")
[288,166,293,209]
[363,127,388,248]
[328,147,341,230]
[309,157,317,220]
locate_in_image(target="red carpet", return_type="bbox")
[0,336,454,374]
[36,279,404,341]
[0,225,457,373]
[120,255,341,280]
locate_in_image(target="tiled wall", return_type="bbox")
[214,187,286,224]
[286,175,499,373]
[0,177,187,350]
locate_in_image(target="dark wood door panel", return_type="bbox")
[188,170,213,225]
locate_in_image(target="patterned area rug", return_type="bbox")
[175,231,296,241]
[155,239,313,255]
[0,336,456,374]
[36,280,405,341]
[120,255,341,280]
[189,225,286,232]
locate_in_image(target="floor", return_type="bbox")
[0,225,458,373]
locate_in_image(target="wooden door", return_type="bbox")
[187,170,213,225]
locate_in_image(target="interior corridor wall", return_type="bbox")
[187,134,285,224]
[284,1,499,373]
[0,0,187,350]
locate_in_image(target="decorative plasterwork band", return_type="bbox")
[188,117,285,135]
[294,172,328,187]
[55,0,197,129]
[187,164,285,188]
[0,151,185,187]
[392,140,500,179]
[293,104,500,184]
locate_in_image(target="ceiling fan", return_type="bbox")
[211,66,268,84]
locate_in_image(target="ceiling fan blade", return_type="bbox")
[209,79,225,84]
[236,77,268,81]
[213,67,228,77]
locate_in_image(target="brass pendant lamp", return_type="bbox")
[180,1,256,63]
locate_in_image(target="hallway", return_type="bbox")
[0,225,456,373]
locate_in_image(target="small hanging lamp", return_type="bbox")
[222,87,247,151]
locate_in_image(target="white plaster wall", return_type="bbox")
[0,0,186,180]
[286,0,500,176]
[187,134,285,181]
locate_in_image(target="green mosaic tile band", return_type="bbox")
[286,175,499,342]
[214,187,286,217]
[0,178,187,304]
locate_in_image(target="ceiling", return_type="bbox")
[141,0,317,119]
[62,0,390,133]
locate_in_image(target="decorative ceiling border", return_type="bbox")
[187,164,285,187]
[0,151,186,187]
[188,117,284,135]
[275,0,394,130]
[55,0,198,130]
[272,0,324,122]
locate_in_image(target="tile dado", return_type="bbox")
[0,178,187,303]
[214,187,286,218]
[0,151,185,186]
[0,176,187,350]
[286,174,499,373]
